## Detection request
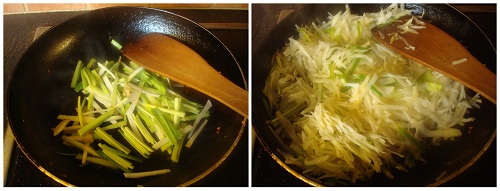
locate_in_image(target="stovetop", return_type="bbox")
[3,8,248,187]
[251,4,496,187]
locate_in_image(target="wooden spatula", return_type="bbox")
[122,33,248,117]
[371,15,496,104]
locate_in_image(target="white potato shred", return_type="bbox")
[263,4,481,184]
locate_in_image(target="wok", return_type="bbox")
[7,7,247,186]
[252,4,496,186]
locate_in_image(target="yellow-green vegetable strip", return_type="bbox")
[77,109,115,136]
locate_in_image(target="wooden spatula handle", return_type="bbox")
[372,16,496,104]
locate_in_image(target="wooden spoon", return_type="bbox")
[122,33,248,117]
[371,15,496,104]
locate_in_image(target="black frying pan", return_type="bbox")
[7,7,247,186]
[252,4,496,186]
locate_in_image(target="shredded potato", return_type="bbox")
[263,4,481,184]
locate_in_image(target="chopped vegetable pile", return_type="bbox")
[263,4,481,184]
[52,40,212,178]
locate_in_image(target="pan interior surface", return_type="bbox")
[252,4,496,186]
[8,7,247,186]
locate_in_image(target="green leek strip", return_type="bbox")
[114,97,129,112]
[119,128,145,157]
[162,145,173,154]
[74,81,84,92]
[179,125,194,136]
[153,128,166,144]
[182,113,210,121]
[101,76,114,98]
[133,114,157,145]
[148,75,167,94]
[63,134,92,142]
[70,60,83,88]
[80,67,89,90]
[126,113,144,143]
[97,150,132,173]
[127,67,145,83]
[110,57,121,73]
[77,96,84,128]
[91,69,111,96]
[119,126,153,157]
[173,98,182,129]
[126,90,141,116]
[371,85,383,97]
[185,119,207,148]
[178,98,202,110]
[97,62,116,79]
[125,91,143,141]
[160,97,175,110]
[425,82,443,92]
[269,103,306,127]
[86,58,97,68]
[111,75,119,106]
[81,142,89,164]
[181,102,202,114]
[136,105,159,133]
[152,108,179,145]
[171,135,185,163]
[161,143,173,154]
[82,67,96,87]
[143,103,186,118]
[397,126,426,154]
[111,39,122,50]
[75,154,117,169]
[94,127,131,154]
[130,82,159,95]
[77,109,115,136]
[189,100,212,138]
[98,143,143,163]
[123,126,154,153]
[129,61,141,70]
[121,62,135,75]
[100,120,127,131]
[57,115,95,123]
[141,91,161,106]
[347,58,361,75]
[123,169,171,179]
[152,137,171,150]
[52,119,71,136]
[86,93,95,114]
[138,74,148,89]
[415,70,443,92]
[102,149,134,169]
[61,135,100,157]
[416,70,433,83]
[86,86,112,108]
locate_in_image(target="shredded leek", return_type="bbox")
[51,39,212,176]
[123,169,171,179]
[75,154,117,169]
